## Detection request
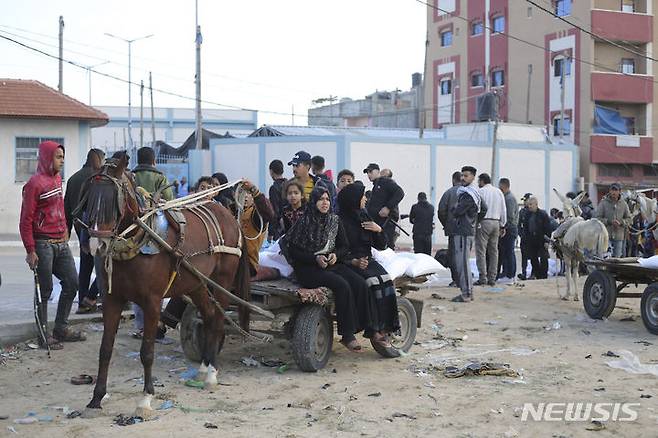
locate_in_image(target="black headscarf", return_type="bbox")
[338,182,373,246]
[285,186,339,256]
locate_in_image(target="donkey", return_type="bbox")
[79,156,250,415]
[552,189,609,301]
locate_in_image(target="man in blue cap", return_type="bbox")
[288,150,327,201]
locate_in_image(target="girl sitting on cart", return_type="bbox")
[282,186,366,352]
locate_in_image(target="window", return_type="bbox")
[553,117,571,136]
[471,72,484,87]
[440,30,453,47]
[527,6,533,17]
[491,70,505,87]
[555,0,572,17]
[643,165,658,177]
[471,21,483,36]
[492,15,505,33]
[621,58,636,74]
[599,164,632,177]
[15,137,65,183]
[623,116,636,135]
[437,0,456,14]
[622,0,635,13]
[554,57,572,77]
[440,79,452,95]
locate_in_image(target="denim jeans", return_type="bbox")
[35,240,78,333]
[610,239,626,258]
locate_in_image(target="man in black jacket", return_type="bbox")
[438,171,462,286]
[364,163,405,250]
[409,192,435,255]
[449,166,486,302]
[525,196,552,279]
[267,159,286,241]
[64,148,104,312]
[517,193,533,280]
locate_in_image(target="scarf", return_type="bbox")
[284,186,340,256]
[458,183,482,212]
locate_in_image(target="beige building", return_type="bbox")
[0,79,108,236]
[424,0,656,197]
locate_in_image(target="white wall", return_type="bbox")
[351,142,431,245]
[0,119,87,236]
[213,143,260,187]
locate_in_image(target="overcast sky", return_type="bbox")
[1,0,426,126]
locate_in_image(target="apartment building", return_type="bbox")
[424,0,657,195]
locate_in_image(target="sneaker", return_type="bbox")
[517,274,527,281]
[448,281,457,288]
[474,279,487,286]
[451,294,471,303]
[487,280,496,287]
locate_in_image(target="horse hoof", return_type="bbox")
[134,407,155,419]
[82,407,103,418]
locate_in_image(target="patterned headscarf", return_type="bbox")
[285,186,339,256]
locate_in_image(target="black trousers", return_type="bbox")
[519,238,529,278]
[295,263,365,337]
[77,249,97,303]
[413,234,432,255]
[527,242,549,279]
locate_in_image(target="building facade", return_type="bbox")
[425,0,657,196]
[0,79,108,236]
[91,106,258,150]
[308,74,423,128]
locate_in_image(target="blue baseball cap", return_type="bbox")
[288,151,312,166]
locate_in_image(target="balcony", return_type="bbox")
[591,9,653,43]
[590,134,653,164]
[591,72,653,103]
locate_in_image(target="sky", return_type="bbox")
[1,0,426,126]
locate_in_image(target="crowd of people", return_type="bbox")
[19,139,651,351]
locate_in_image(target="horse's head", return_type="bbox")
[79,153,140,245]
[553,188,584,218]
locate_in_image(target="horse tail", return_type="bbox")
[235,234,251,332]
[596,220,609,256]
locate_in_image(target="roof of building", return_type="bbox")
[0,79,109,127]
[248,125,448,139]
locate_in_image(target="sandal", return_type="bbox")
[340,338,362,352]
[53,329,87,343]
[70,374,96,385]
[131,329,144,339]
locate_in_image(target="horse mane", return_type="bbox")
[86,179,120,226]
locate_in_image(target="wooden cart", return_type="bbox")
[180,276,425,371]
[583,259,658,334]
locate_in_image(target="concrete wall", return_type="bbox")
[211,131,578,247]
[0,118,89,236]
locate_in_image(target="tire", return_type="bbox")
[179,303,225,364]
[291,304,333,372]
[583,270,617,319]
[641,284,658,335]
[372,297,417,357]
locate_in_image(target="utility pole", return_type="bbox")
[525,64,533,124]
[291,105,295,125]
[490,91,499,182]
[194,0,203,151]
[419,31,429,139]
[86,61,109,106]
[105,32,154,160]
[58,16,64,92]
[139,80,144,148]
[149,72,156,147]
[559,56,568,143]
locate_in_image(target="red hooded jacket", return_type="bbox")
[19,141,67,254]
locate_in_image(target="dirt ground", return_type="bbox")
[1,277,657,438]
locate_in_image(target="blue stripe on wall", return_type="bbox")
[258,143,266,192]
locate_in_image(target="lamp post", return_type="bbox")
[85,61,110,106]
[104,32,154,157]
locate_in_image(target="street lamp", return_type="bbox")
[85,61,110,106]
[104,32,154,156]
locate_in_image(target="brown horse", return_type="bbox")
[80,155,250,414]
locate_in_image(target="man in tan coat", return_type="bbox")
[595,183,631,257]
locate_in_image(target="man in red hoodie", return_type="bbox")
[20,140,86,349]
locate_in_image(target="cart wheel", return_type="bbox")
[583,270,617,319]
[372,297,417,357]
[291,304,333,372]
[180,303,225,363]
[641,284,658,335]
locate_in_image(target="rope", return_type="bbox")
[234,183,268,241]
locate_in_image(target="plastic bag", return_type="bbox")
[638,255,658,269]
[405,253,447,277]
[606,350,658,377]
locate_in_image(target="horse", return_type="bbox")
[552,189,609,301]
[78,155,250,415]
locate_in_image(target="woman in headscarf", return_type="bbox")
[283,186,366,352]
[338,182,400,355]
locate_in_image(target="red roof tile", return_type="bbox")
[0,79,109,127]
